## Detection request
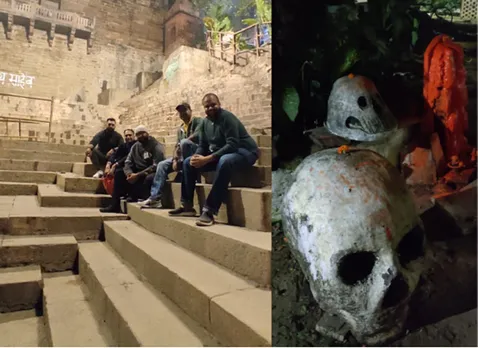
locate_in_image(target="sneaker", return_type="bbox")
[93,170,104,179]
[140,198,162,209]
[196,211,214,226]
[168,206,196,217]
[100,205,121,213]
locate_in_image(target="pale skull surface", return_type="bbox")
[281,148,425,345]
[325,75,398,142]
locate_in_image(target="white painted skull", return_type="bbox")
[281,148,425,345]
[325,75,398,142]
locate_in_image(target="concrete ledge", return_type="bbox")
[168,183,271,232]
[78,242,217,346]
[0,311,44,346]
[43,275,111,346]
[0,149,85,163]
[252,135,272,148]
[0,139,85,155]
[0,235,78,272]
[37,184,111,208]
[257,147,271,166]
[57,173,105,193]
[0,159,73,172]
[0,182,37,195]
[201,165,271,188]
[72,163,97,177]
[0,170,57,184]
[103,220,271,346]
[0,265,42,313]
[114,210,270,285]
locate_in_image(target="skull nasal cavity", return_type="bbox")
[357,96,367,109]
[382,275,409,308]
[338,252,376,285]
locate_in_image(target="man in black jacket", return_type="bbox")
[140,102,202,209]
[104,128,136,176]
[86,118,124,178]
[100,125,165,213]
[169,93,259,226]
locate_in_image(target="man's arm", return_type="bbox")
[195,122,208,156]
[87,131,102,150]
[187,118,203,142]
[211,116,240,158]
[123,145,135,176]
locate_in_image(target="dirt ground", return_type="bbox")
[271,220,477,347]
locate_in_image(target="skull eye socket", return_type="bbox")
[396,225,425,267]
[357,96,367,109]
[338,251,376,285]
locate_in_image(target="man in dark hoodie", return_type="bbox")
[100,125,165,213]
[139,102,202,209]
[169,93,259,226]
[104,128,136,176]
[86,118,124,178]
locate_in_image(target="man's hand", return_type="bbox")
[126,173,138,183]
[106,149,115,157]
[172,160,179,172]
[104,163,111,176]
[190,155,212,168]
[110,163,117,175]
[85,148,92,157]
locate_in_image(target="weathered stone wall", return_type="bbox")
[119,46,272,139]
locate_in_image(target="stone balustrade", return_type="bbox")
[0,0,95,32]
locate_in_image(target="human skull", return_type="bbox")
[325,75,398,142]
[281,148,425,345]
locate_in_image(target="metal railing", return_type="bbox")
[206,22,271,64]
[0,92,54,142]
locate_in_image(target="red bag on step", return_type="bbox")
[103,176,114,195]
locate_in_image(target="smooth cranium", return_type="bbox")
[281,148,425,345]
[325,75,398,142]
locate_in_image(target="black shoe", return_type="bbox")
[100,205,121,213]
[168,206,197,217]
[196,211,214,226]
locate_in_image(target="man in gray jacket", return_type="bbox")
[100,125,165,213]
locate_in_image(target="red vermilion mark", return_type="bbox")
[385,227,392,241]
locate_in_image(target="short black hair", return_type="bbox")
[106,118,116,123]
[124,128,134,135]
[202,93,220,102]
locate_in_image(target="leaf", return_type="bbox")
[411,31,418,46]
[282,87,300,122]
[242,18,258,26]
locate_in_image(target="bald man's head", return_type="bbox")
[202,93,221,118]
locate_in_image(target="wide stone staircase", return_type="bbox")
[0,135,272,347]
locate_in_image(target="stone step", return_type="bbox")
[0,148,85,163]
[0,159,74,172]
[0,310,46,346]
[0,235,77,272]
[0,139,85,155]
[0,170,57,184]
[104,220,271,346]
[37,184,111,208]
[43,274,113,346]
[202,164,271,188]
[0,182,37,195]
[3,196,127,240]
[258,147,272,166]
[72,162,97,177]
[167,183,271,232]
[78,242,220,346]
[115,210,270,286]
[57,172,105,193]
[252,134,272,148]
[0,265,42,313]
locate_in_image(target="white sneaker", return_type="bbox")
[93,170,104,178]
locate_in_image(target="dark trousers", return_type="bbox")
[181,148,258,215]
[111,168,154,208]
[91,147,108,170]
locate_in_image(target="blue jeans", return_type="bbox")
[181,148,258,215]
[150,139,198,200]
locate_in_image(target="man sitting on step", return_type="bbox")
[169,93,259,226]
[100,125,165,213]
[104,128,136,177]
[86,118,124,178]
[140,102,202,209]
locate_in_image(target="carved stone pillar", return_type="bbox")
[48,24,55,47]
[6,14,13,40]
[68,28,76,50]
[27,19,35,43]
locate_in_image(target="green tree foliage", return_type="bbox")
[240,0,272,26]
